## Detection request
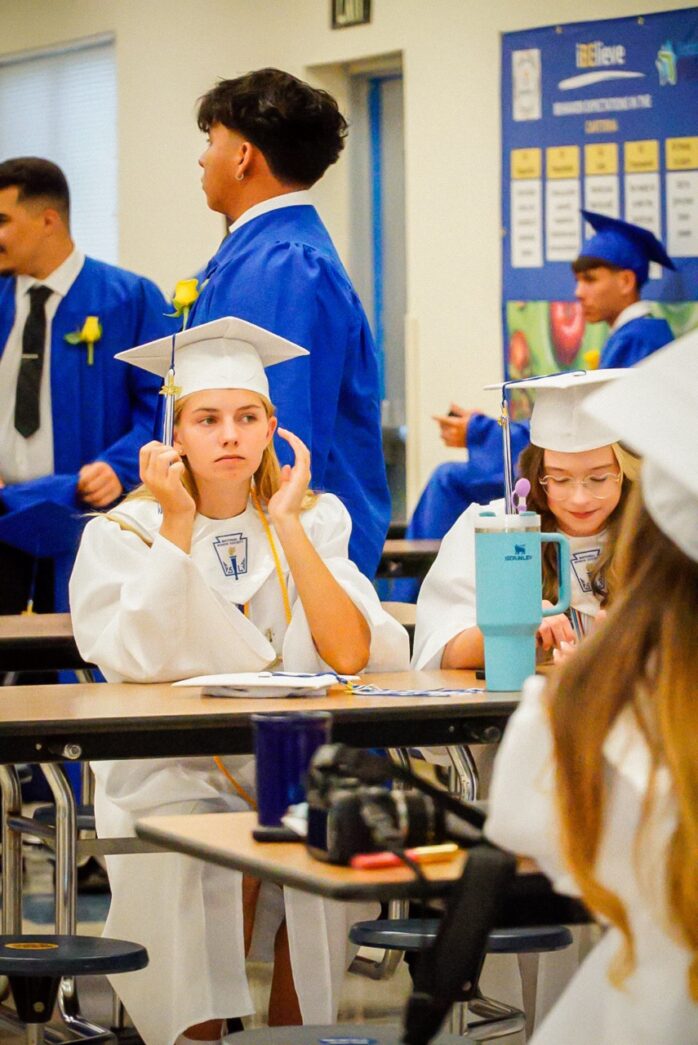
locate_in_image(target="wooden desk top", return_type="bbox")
[0,613,73,642]
[0,671,517,763]
[137,810,469,901]
[137,810,538,901]
[381,540,441,558]
[0,612,92,673]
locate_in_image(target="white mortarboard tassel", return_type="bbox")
[116,316,309,401]
[581,328,698,563]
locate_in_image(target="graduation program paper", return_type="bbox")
[172,671,358,698]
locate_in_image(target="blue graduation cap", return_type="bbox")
[578,210,676,287]
[0,500,88,559]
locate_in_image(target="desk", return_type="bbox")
[138,810,472,902]
[0,612,95,675]
[0,671,517,945]
[0,671,516,764]
[377,539,441,581]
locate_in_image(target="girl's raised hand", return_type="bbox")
[139,441,195,518]
[267,428,311,525]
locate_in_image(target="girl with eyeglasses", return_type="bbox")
[412,371,639,672]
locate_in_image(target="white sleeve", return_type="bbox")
[411,502,483,669]
[281,495,410,673]
[69,517,275,682]
[484,675,580,896]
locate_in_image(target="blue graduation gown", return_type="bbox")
[0,257,174,608]
[599,315,674,368]
[391,416,531,601]
[188,205,390,579]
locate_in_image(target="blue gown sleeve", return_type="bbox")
[467,413,530,473]
[94,278,174,489]
[600,317,674,369]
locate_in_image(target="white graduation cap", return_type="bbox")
[485,370,626,512]
[116,316,309,401]
[503,370,626,453]
[581,328,698,562]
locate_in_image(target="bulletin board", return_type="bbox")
[501,8,698,414]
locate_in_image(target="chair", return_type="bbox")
[0,934,147,1045]
[350,919,573,1039]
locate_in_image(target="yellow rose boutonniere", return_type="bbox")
[65,315,102,365]
[582,349,601,371]
[168,278,199,330]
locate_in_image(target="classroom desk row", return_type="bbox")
[0,669,518,932]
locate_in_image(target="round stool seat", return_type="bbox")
[0,935,148,976]
[33,804,96,832]
[225,1024,465,1044]
[349,918,572,954]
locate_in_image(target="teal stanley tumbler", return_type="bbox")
[475,510,570,691]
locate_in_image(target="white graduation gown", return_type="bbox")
[412,498,606,670]
[69,493,409,1045]
[486,676,696,1044]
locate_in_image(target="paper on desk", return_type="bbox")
[172,671,357,698]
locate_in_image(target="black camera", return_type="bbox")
[306,743,447,864]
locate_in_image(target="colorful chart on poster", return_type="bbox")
[501,9,698,402]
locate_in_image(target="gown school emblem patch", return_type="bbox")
[212,533,248,579]
[570,546,601,593]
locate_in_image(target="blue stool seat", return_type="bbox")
[0,935,147,1043]
[350,918,573,954]
[0,935,147,976]
[33,804,96,832]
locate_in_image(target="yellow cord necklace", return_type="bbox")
[214,488,293,809]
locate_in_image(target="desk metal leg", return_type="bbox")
[41,763,77,936]
[0,765,23,933]
[447,745,479,802]
[40,764,112,1041]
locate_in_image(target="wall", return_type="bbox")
[0,0,691,504]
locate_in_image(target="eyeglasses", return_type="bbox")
[539,471,623,501]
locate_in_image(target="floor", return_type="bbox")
[1,833,529,1045]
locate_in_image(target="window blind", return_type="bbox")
[0,36,118,263]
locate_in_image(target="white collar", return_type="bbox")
[227,190,314,236]
[611,300,652,332]
[17,247,85,300]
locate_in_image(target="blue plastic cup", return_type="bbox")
[252,711,332,826]
[475,511,570,691]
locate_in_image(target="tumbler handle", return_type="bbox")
[540,533,570,616]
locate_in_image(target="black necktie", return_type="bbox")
[14,284,53,438]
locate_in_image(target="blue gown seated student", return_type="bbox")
[401,211,676,583]
[69,316,410,1045]
[0,157,172,613]
[187,69,390,580]
[486,332,698,1043]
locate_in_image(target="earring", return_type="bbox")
[235,171,245,182]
